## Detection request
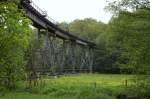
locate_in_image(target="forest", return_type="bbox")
[0,0,150,99]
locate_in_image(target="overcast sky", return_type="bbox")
[32,0,112,23]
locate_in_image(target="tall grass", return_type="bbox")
[0,74,134,99]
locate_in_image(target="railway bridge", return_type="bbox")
[21,0,96,77]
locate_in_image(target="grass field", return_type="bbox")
[0,74,134,99]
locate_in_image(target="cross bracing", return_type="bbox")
[20,0,96,78]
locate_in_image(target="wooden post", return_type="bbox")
[125,80,128,87]
[94,82,97,89]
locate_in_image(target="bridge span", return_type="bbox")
[20,0,96,78]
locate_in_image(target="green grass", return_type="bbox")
[0,74,134,99]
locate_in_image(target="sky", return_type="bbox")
[32,0,112,23]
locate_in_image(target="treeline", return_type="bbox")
[58,19,117,73]
[59,13,150,74]
[0,0,150,93]
[58,0,150,75]
[58,1,150,97]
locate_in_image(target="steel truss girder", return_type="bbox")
[27,29,95,75]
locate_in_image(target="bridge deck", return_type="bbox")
[21,0,96,48]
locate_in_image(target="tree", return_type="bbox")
[0,1,31,89]
[105,0,150,74]
[66,18,106,42]
[105,0,150,98]
[59,18,109,73]
[106,0,150,14]
[104,10,150,73]
[58,22,70,32]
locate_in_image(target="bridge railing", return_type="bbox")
[46,16,58,25]
[30,1,47,16]
[30,0,58,25]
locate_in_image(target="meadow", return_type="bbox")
[0,74,134,99]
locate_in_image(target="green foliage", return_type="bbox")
[105,3,150,75]
[58,22,69,32]
[59,18,106,42]
[0,0,21,4]
[0,1,31,89]
[59,19,110,73]
[105,0,150,98]
[0,74,134,99]
[106,0,150,14]
[0,0,149,99]
[70,18,106,42]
